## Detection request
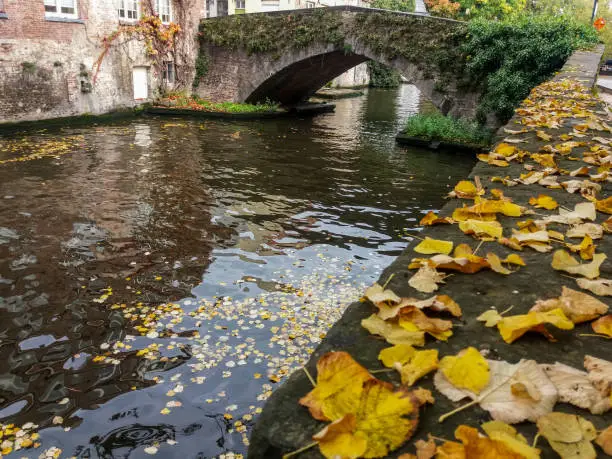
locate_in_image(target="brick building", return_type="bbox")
[0,0,205,124]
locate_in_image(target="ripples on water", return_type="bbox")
[0,87,475,458]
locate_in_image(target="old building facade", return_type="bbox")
[0,0,205,124]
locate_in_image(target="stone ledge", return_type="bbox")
[248,46,609,459]
[45,16,85,24]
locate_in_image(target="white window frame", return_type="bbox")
[117,0,139,21]
[156,0,172,24]
[235,0,245,9]
[44,0,78,19]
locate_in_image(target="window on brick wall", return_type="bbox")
[163,61,175,84]
[156,0,172,23]
[44,0,78,18]
[0,0,5,13]
[117,0,139,20]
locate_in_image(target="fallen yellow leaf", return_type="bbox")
[459,219,503,238]
[551,250,606,279]
[496,308,574,343]
[413,238,454,255]
[396,349,439,386]
[312,379,423,458]
[596,196,612,214]
[592,314,612,338]
[439,347,490,394]
[576,278,612,296]
[529,286,608,323]
[536,412,597,459]
[537,130,552,141]
[481,421,541,459]
[437,425,533,459]
[529,194,559,210]
[408,264,447,293]
[596,426,612,456]
[362,314,425,346]
[299,351,373,421]
[487,252,512,274]
[477,309,504,327]
[419,211,454,226]
[399,307,454,341]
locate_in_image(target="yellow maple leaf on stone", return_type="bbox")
[379,344,418,368]
[494,143,517,157]
[396,349,439,386]
[413,237,453,255]
[596,196,612,214]
[399,309,453,341]
[313,414,367,459]
[481,421,541,459]
[439,347,490,394]
[486,252,512,274]
[529,194,559,210]
[419,211,454,226]
[536,412,597,459]
[497,308,574,343]
[437,425,534,459]
[529,286,608,323]
[312,379,423,458]
[408,264,447,293]
[477,308,504,327]
[596,426,612,456]
[576,278,612,296]
[551,250,606,279]
[536,130,552,141]
[459,219,503,238]
[504,254,526,266]
[450,180,481,199]
[592,314,612,338]
[566,235,595,260]
[466,199,523,217]
[299,351,373,421]
[362,314,425,346]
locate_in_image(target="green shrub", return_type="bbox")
[367,61,402,88]
[464,15,599,122]
[402,113,492,146]
[370,0,415,12]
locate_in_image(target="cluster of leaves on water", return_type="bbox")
[463,15,600,123]
[289,69,612,458]
[0,136,84,165]
[402,113,492,146]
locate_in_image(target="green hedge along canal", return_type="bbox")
[0,87,475,458]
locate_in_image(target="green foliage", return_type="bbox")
[402,113,491,146]
[367,61,401,88]
[193,53,209,88]
[21,62,36,74]
[163,94,279,113]
[457,0,526,20]
[463,15,599,122]
[370,0,415,12]
[198,9,344,55]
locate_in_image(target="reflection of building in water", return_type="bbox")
[0,121,226,432]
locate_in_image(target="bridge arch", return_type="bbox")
[195,7,481,119]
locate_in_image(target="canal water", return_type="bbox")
[0,87,475,458]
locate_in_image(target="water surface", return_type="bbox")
[0,86,475,458]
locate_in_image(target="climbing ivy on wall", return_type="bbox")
[367,61,401,88]
[94,0,196,91]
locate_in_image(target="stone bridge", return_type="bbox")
[194,7,481,119]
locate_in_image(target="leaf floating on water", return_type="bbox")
[536,412,597,459]
[298,351,373,422]
[529,286,608,323]
[551,250,606,279]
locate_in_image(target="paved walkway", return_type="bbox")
[414,0,428,14]
[249,47,611,458]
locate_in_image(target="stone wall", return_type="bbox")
[0,0,204,124]
[329,62,369,88]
